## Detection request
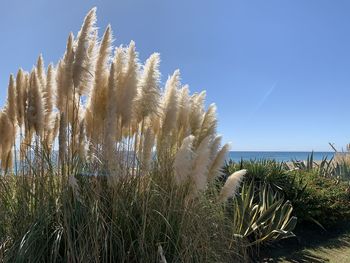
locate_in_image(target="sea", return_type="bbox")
[227,151,334,163]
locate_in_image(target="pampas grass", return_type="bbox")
[192,136,211,192]
[0,8,251,262]
[219,169,247,202]
[134,53,161,122]
[174,135,195,185]
[0,6,233,194]
[120,41,139,128]
[208,143,230,181]
[161,70,180,137]
[15,69,25,128]
[5,75,16,126]
[27,70,44,137]
[73,7,97,92]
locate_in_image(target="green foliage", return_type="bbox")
[224,159,350,229]
[223,159,291,192]
[228,181,297,246]
[293,152,350,180]
[286,171,350,228]
[0,171,246,262]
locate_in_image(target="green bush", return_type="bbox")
[227,181,297,246]
[286,170,350,228]
[223,160,350,229]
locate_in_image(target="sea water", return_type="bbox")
[227,151,334,162]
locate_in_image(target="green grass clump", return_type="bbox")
[0,169,247,262]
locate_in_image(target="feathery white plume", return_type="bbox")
[191,136,211,192]
[219,169,247,202]
[27,69,44,136]
[174,135,195,185]
[90,25,113,121]
[198,103,217,144]
[208,143,230,181]
[161,69,180,136]
[44,64,55,128]
[120,41,139,127]
[16,69,25,128]
[189,91,206,138]
[73,7,97,93]
[5,74,17,125]
[36,54,46,89]
[134,53,161,121]
[56,33,74,111]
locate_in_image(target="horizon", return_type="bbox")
[1,0,350,151]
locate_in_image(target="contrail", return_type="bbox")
[249,82,277,119]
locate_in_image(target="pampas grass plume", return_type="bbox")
[27,69,44,136]
[161,69,180,136]
[174,135,194,185]
[16,69,25,127]
[73,7,97,91]
[44,64,55,127]
[219,169,247,202]
[90,25,112,121]
[198,103,217,144]
[208,143,230,181]
[189,91,206,138]
[134,53,161,121]
[120,41,139,127]
[0,112,15,171]
[36,54,46,89]
[191,136,211,192]
[176,85,190,140]
[5,74,17,125]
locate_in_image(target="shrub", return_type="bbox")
[286,170,350,228]
[224,160,350,229]
[227,181,297,246]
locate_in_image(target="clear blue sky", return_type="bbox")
[1,0,350,151]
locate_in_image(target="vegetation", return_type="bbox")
[0,7,254,262]
[4,5,347,262]
[224,158,350,229]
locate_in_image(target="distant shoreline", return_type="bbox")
[228,151,334,162]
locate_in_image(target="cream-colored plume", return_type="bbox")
[56,33,74,112]
[73,7,97,92]
[120,41,139,127]
[36,54,46,89]
[134,53,161,122]
[176,85,191,143]
[174,135,195,185]
[191,136,211,192]
[27,70,44,136]
[197,103,217,144]
[161,70,180,136]
[5,74,17,126]
[219,169,247,202]
[208,143,230,181]
[44,64,55,129]
[189,91,206,138]
[15,69,25,128]
[89,25,112,124]
[0,112,15,171]
[103,62,117,163]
